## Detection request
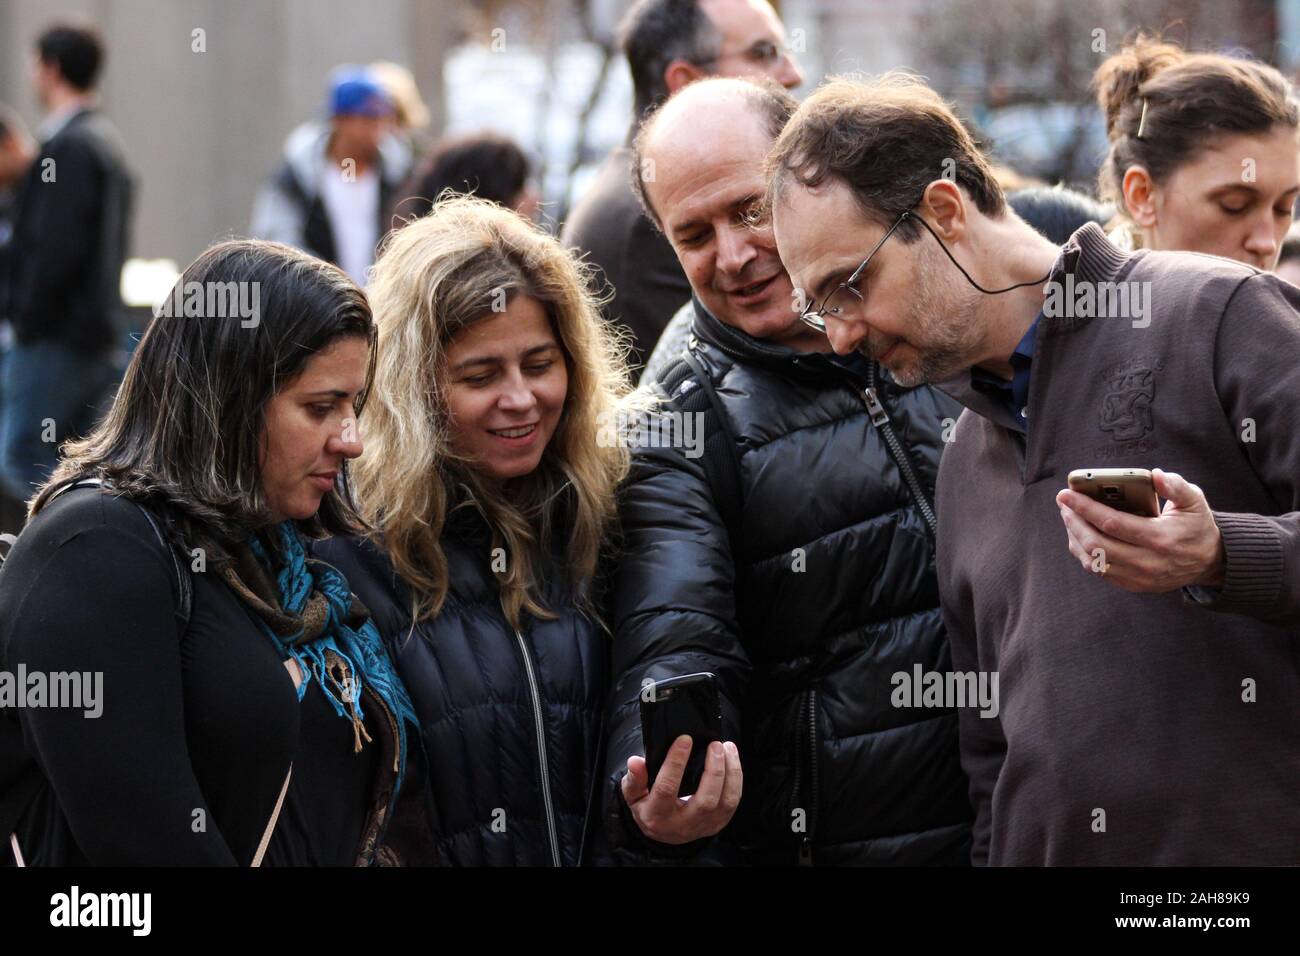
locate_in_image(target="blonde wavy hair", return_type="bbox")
[357,195,638,629]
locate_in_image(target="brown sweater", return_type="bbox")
[936,223,1300,866]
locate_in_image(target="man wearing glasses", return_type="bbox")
[768,74,1300,866]
[562,0,802,378]
[602,77,972,866]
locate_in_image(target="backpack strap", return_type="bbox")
[656,346,746,563]
[42,478,192,629]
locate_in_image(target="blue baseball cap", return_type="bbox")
[329,66,395,118]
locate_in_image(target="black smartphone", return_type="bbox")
[639,672,724,797]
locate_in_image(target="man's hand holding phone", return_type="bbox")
[621,736,742,845]
[1057,467,1226,593]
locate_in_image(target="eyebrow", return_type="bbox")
[302,389,350,399]
[451,342,559,372]
[1207,183,1259,197]
[807,263,857,304]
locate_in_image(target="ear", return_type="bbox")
[664,59,706,96]
[1121,166,1158,227]
[919,179,967,242]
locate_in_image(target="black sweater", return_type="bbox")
[0,488,376,865]
[7,109,133,353]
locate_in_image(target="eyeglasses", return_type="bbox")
[797,207,1052,333]
[798,211,911,332]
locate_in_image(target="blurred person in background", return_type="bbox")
[1007,185,1113,245]
[393,132,540,225]
[251,65,410,286]
[0,105,37,533]
[1094,35,1300,269]
[1,23,133,507]
[370,60,433,156]
[563,0,804,377]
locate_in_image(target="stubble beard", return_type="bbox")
[887,240,985,387]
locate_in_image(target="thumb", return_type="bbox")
[1153,468,1205,512]
[622,756,649,806]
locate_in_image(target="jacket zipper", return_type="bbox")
[514,628,562,867]
[861,363,939,536]
[797,688,820,866]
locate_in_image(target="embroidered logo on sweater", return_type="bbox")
[1099,365,1155,442]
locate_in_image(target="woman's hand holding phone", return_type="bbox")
[621,736,742,845]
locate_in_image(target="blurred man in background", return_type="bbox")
[1,24,133,506]
[562,0,803,376]
[0,105,37,531]
[251,65,409,286]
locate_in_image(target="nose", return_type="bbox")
[716,224,757,278]
[825,314,865,356]
[328,418,364,460]
[1243,212,1281,265]
[776,53,804,90]
[497,370,539,414]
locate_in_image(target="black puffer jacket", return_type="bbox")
[313,505,608,866]
[605,302,974,865]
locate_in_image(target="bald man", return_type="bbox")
[561,0,802,378]
[602,78,973,866]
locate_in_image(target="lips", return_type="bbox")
[308,471,338,492]
[726,273,779,300]
[488,423,538,439]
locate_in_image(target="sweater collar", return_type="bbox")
[938,223,1139,427]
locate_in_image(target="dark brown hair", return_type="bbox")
[32,240,376,558]
[1094,35,1300,214]
[393,132,531,223]
[766,72,1005,242]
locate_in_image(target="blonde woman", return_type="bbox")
[314,196,636,866]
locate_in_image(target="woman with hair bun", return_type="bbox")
[1093,34,1300,268]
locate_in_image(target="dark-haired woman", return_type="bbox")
[1094,35,1300,268]
[0,240,429,866]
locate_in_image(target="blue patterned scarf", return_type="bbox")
[232,522,418,797]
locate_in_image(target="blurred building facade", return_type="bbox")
[0,0,453,267]
[0,0,1294,269]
